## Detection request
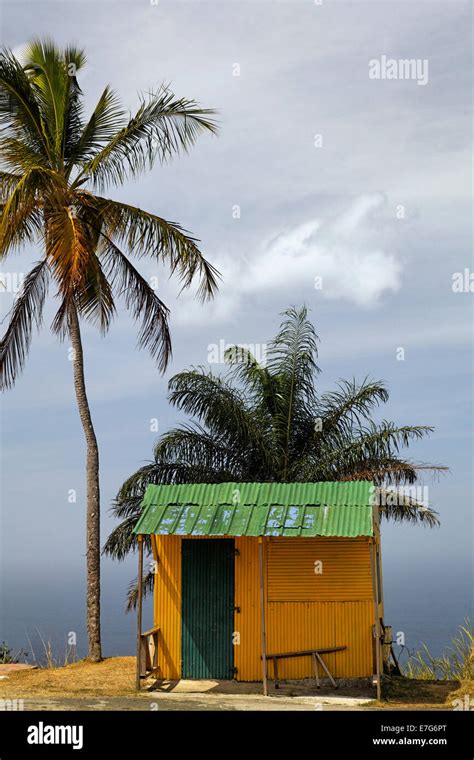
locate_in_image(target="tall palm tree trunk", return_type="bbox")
[68,307,102,662]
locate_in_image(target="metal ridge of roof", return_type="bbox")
[133,481,375,538]
[141,481,373,506]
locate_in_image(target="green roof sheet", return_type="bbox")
[133,481,374,538]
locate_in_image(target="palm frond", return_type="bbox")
[0,47,51,162]
[0,170,21,200]
[224,345,276,408]
[46,203,93,290]
[0,167,53,254]
[23,39,86,162]
[114,462,170,513]
[0,136,49,172]
[67,86,125,171]
[73,252,116,334]
[267,305,320,392]
[126,567,155,612]
[99,234,171,370]
[154,424,243,479]
[0,260,50,388]
[317,378,389,437]
[168,368,265,450]
[266,305,320,477]
[78,85,218,190]
[101,516,145,561]
[94,195,220,301]
[378,489,440,527]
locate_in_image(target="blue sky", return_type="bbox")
[1,0,472,657]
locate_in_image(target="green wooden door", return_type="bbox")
[181,539,235,679]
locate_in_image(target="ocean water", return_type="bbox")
[383,574,472,670]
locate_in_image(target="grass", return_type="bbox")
[0,641,29,665]
[25,630,78,669]
[400,619,473,681]
[0,632,78,669]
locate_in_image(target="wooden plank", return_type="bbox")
[259,538,268,696]
[312,653,320,689]
[260,645,346,688]
[135,535,144,690]
[370,542,382,700]
[152,632,159,671]
[141,624,160,638]
[315,652,337,688]
[265,646,346,660]
[140,637,148,676]
[273,657,279,687]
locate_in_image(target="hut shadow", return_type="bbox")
[143,678,371,697]
[143,678,256,695]
[144,679,180,693]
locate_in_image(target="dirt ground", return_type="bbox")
[0,657,470,711]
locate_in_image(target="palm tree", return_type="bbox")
[0,40,219,660]
[104,306,446,608]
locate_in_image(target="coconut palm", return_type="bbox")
[104,306,446,608]
[0,40,219,659]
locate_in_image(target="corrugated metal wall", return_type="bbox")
[153,535,181,680]
[267,537,373,601]
[153,535,375,681]
[234,537,261,681]
[266,601,373,679]
[233,537,374,680]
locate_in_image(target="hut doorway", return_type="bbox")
[181,539,235,679]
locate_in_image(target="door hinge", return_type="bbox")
[233,606,241,613]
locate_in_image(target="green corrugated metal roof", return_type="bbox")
[133,481,374,538]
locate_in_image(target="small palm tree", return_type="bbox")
[0,40,219,660]
[105,306,446,608]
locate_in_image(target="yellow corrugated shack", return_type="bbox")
[133,481,384,695]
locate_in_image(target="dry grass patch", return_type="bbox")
[447,679,474,708]
[0,657,137,698]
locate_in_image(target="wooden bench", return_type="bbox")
[264,646,347,688]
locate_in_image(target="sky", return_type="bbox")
[0,0,472,660]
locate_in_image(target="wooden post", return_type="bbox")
[370,541,381,701]
[135,534,144,691]
[258,537,268,696]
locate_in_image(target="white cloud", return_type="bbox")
[174,193,403,325]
